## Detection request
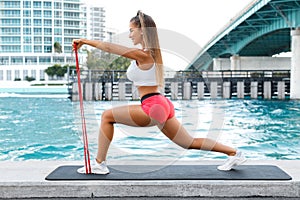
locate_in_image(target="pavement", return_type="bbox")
[0,160,299,199]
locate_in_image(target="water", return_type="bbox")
[0,92,299,161]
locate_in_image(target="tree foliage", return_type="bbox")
[108,56,131,70]
[45,64,76,79]
[54,42,62,53]
[85,49,131,70]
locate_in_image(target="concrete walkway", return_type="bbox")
[0,160,299,199]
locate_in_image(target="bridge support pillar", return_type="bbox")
[118,82,126,101]
[94,82,103,101]
[251,82,258,99]
[230,55,241,71]
[223,82,231,99]
[237,81,244,99]
[210,82,218,99]
[197,82,204,99]
[84,82,93,101]
[291,27,300,99]
[183,82,192,100]
[104,82,112,100]
[171,82,178,100]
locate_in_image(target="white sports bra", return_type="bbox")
[126,60,157,86]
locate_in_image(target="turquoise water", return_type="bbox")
[0,93,300,161]
[0,87,69,95]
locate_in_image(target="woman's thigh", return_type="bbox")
[105,104,157,127]
[159,117,194,149]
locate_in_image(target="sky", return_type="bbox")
[85,0,254,70]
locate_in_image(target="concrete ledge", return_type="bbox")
[0,160,299,198]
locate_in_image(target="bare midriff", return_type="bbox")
[138,86,160,98]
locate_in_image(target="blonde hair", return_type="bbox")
[130,11,164,88]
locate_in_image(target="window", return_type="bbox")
[23,45,32,53]
[44,19,52,27]
[33,28,42,35]
[54,11,62,18]
[64,45,72,53]
[54,28,62,35]
[6,70,12,81]
[23,19,31,26]
[1,10,20,17]
[39,57,51,63]
[34,37,42,44]
[64,29,80,36]
[64,12,79,19]
[66,57,74,64]
[54,20,62,27]
[6,46,21,53]
[0,57,9,65]
[44,37,52,44]
[64,21,79,27]
[43,2,52,9]
[33,10,41,17]
[54,37,62,44]
[34,46,42,53]
[44,28,52,36]
[15,70,20,79]
[23,36,31,44]
[64,46,72,53]
[11,57,23,65]
[23,10,31,17]
[33,1,41,8]
[23,28,31,35]
[4,1,20,8]
[40,70,45,80]
[23,1,31,8]
[1,36,20,44]
[53,57,64,63]
[64,38,73,44]
[44,10,52,18]
[1,19,20,26]
[44,46,52,53]
[1,28,20,35]
[25,57,37,64]
[31,70,36,79]
[64,3,79,11]
[54,2,61,9]
[0,46,19,53]
[23,70,28,79]
[33,19,42,26]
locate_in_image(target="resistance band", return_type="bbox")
[74,44,92,174]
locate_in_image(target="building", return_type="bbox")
[85,5,105,41]
[0,0,105,82]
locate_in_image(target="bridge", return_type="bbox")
[187,0,300,99]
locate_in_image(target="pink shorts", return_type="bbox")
[141,93,175,124]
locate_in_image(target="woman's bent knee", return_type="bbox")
[101,109,115,124]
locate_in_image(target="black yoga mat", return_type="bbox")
[45,165,292,181]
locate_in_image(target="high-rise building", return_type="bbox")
[0,0,105,81]
[85,5,105,41]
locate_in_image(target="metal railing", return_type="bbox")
[68,69,290,83]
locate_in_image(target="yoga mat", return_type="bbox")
[46,165,292,181]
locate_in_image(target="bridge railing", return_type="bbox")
[68,69,290,83]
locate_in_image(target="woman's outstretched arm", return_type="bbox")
[72,39,150,63]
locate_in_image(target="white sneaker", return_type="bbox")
[217,151,246,171]
[77,160,110,174]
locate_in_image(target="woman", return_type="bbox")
[73,11,246,174]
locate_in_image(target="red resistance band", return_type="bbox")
[74,44,92,174]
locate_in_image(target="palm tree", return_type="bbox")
[53,41,62,53]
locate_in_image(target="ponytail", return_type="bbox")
[130,11,164,88]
